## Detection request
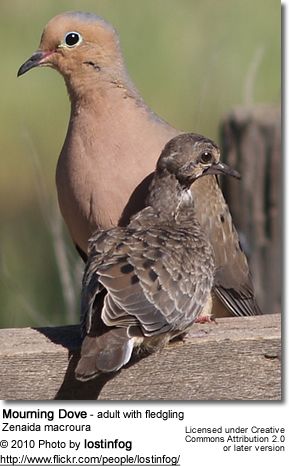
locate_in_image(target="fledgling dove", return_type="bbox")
[75,133,241,380]
[18,11,261,317]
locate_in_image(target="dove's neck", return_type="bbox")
[57,67,178,250]
[147,173,197,222]
[64,64,160,119]
[64,67,177,156]
[65,68,134,107]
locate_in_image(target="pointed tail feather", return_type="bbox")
[75,328,135,381]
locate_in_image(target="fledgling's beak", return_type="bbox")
[17,51,53,77]
[204,162,241,179]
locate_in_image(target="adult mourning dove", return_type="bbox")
[18,11,261,317]
[75,133,241,380]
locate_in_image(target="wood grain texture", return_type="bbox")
[0,314,281,401]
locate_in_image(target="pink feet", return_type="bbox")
[194,315,217,324]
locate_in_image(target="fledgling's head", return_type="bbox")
[17,11,123,81]
[156,133,240,187]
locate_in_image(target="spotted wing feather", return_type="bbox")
[82,212,214,339]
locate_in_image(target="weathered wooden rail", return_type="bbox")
[0,314,281,401]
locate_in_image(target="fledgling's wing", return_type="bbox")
[80,227,128,336]
[126,227,214,334]
[83,219,214,338]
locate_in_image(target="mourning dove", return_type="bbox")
[75,133,241,380]
[18,11,261,317]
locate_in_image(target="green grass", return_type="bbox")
[0,0,280,327]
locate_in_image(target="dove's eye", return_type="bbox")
[64,32,82,47]
[200,151,213,164]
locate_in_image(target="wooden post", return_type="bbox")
[219,105,281,314]
[0,315,281,400]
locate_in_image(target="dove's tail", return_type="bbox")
[75,328,135,381]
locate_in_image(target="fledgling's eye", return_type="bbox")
[200,151,213,164]
[64,32,82,47]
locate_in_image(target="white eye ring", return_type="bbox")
[63,31,83,48]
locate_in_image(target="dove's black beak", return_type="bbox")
[17,51,52,77]
[204,162,241,179]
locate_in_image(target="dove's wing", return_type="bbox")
[82,218,214,339]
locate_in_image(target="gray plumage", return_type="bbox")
[75,133,241,381]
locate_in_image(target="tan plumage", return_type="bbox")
[75,133,241,380]
[18,11,261,318]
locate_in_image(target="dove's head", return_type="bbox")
[157,133,241,187]
[17,12,123,88]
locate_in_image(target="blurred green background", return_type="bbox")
[0,0,280,328]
